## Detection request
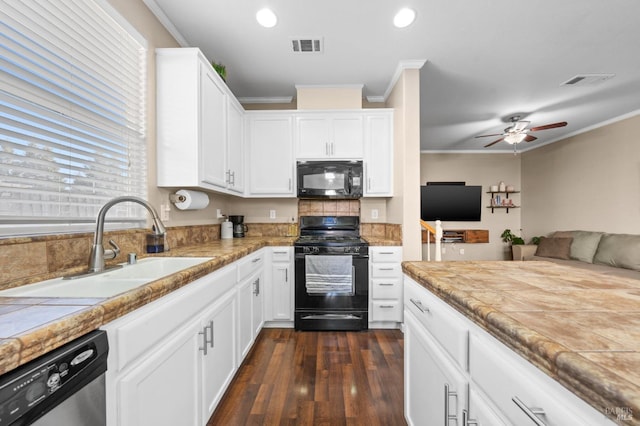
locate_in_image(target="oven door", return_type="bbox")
[294,252,368,330]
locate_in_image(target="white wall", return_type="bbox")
[521,114,640,237]
[420,153,522,260]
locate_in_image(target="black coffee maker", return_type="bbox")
[229,215,247,238]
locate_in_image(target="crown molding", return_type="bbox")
[237,96,294,104]
[143,0,190,46]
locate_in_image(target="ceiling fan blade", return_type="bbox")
[475,133,504,138]
[524,135,537,142]
[484,137,504,148]
[529,121,567,132]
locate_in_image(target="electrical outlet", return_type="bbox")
[459,248,465,255]
[371,209,379,219]
[160,204,170,221]
[269,209,276,219]
[216,209,223,219]
[442,247,446,254]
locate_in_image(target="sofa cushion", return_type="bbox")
[535,237,573,260]
[593,234,640,271]
[552,230,604,263]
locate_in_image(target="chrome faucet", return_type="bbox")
[88,196,166,273]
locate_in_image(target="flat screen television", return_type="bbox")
[420,184,482,221]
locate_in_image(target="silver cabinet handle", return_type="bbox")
[230,171,235,186]
[253,278,260,296]
[198,327,208,355]
[378,251,395,255]
[462,409,479,426]
[288,178,292,191]
[444,384,457,425]
[378,267,395,271]
[379,305,394,309]
[252,257,261,263]
[285,268,288,282]
[512,396,547,425]
[379,283,394,286]
[273,250,288,254]
[410,298,429,313]
[199,320,213,355]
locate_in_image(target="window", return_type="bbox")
[0,0,147,236]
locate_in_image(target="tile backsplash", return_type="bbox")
[0,198,401,289]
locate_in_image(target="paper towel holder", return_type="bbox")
[169,193,187,204]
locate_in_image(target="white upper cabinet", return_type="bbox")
[295,112,364,159]
[156,48,243,195]
[226,97,244,194]
[364,110,393,197]
[245,112,295,197]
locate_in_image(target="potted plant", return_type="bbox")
[501,229,539,260]
[211,61,226,81]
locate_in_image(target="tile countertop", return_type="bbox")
[0,237,295,376]
[402,260,640,425]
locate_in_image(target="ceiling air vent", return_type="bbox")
[561,74,615,86]
[291,38,323,54]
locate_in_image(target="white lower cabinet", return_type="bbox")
[118,320,202,426]
[201,290,237,421]
[404,274,616,426]
[103,253,266,426]
[264,247,294,326]
[369,246,403,328]
[405,310,467,426]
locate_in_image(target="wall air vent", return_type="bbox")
[291,38,323,54]
[561,74,615,86]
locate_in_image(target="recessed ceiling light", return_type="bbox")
[256,8,277,28]
[393,8,416,28]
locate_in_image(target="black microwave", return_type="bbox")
[297,160,363,199]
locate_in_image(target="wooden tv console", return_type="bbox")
[422,229,489,244]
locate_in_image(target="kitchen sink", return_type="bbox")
[0,257,213,298]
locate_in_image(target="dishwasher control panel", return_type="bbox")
[0,330,108,425]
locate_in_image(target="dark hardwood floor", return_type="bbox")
[207,328,406,426]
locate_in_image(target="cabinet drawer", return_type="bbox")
[371,278,402,299]
[370,247,402,263]
[271,247,292,262]
[237,250,264,281]
[371,263,401,278]
[371,300,402,322]
[404,276,468,371]
[470,333,614,426]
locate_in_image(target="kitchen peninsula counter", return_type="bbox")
[403,260,640,424]
[0,237,295,376]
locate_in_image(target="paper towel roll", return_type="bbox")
[173,189,210,210]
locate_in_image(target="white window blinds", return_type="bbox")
[0,0,147,236]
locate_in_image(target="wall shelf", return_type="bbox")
[487,189,519,213]
[422,229,489,244]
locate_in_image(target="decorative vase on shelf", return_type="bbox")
[498,181,506,192]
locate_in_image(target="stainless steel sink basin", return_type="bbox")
[0,257,213,298]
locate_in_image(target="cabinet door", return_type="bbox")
[118,321,202,426]
[270,262,292,320]
[226,98,244,193]
[247,114,295,196]
[296,115,330,158]
[364,112,393,196]
[405,310,467,426]
[201,290,237,421]
[237,276,253,362]
[330,114,363,158]
[200,63,227,188]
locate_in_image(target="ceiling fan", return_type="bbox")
[475,116,568,147]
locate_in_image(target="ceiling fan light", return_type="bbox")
[393,8,416,28]
[256,8,277,28]
[504,133,527,144]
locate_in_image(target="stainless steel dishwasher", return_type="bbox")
[0,330,108,425]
